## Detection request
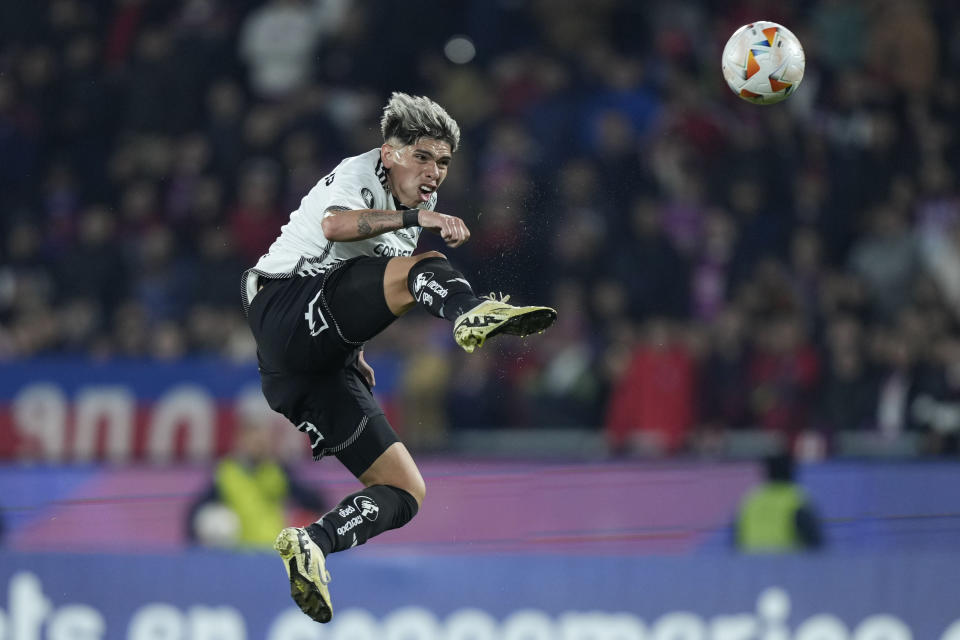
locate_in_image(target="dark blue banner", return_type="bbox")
[1,550,958,639]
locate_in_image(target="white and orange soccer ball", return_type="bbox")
[722,21,805,105]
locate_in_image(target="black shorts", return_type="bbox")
[246,257,401,477]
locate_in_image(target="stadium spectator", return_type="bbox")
[1,0,959,460]
[605,318,697,454]
[238,0,323,100]
[735,451,824,553]
[187,413,327,549]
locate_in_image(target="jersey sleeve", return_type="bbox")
[299,163,387,220]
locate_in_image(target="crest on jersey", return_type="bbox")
[361,187,374,209]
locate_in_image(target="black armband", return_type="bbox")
[401,207,420,228]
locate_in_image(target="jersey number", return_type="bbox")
[324,172,336,186]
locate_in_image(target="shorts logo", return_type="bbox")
[305,290,329,336]
[361,187,374,208]
[413,272,434,296]
[354,495,380,522]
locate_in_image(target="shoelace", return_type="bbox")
[481,292,511,304]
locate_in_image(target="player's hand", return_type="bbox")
[416,210,471,248]
[358,350,375,387]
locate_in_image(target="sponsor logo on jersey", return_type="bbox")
[354,495,380,521]
[305,290,329,336]
[373,244,414,257]
[361,187,374,208]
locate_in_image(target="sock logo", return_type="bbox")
[413,272,434,296]
[426,280,448,297]
[354,496,380,522]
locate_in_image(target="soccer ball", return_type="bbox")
[722,21,805,105]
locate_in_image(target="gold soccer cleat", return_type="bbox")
[453,293,557,353]
[274,527,333,623]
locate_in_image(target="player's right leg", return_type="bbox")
[384,252,558,353]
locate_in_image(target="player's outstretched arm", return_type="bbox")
[321,208,470,247]
[321,208,407,241]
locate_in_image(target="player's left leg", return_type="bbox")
[275,411,421,624]
[302,419,423,558]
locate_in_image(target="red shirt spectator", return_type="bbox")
[747,315,820,435]
[605,321,697,453]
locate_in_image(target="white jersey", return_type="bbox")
[242,148,437,312]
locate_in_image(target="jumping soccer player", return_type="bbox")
[241,92,557,623]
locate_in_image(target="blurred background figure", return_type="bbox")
[187,414,327,549]
[734,451,823,553]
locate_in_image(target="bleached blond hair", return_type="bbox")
[380,92,460,153]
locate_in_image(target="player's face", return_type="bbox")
[382,138,452,208]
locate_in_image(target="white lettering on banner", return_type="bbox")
[48,605,105,640]
[653,612,707,640]
[757,587,790,640]
[383,607,443,640]
[147,386,215,462]
[710,614,757,640]
[13,384,67,461]
[853,615,912,640]
[266,609,324,639]
[444,608,498,640]
[502,610,556,640]
[327,609,380,640]
[559,611,646,639]
[942,620,960,640]
[128,604,183,640]
[1,574,958,640]
[128,603,249,640]
[188,606,247,640]
[9,573,50,640]
[74,387,135,463]
[795,615,849,640]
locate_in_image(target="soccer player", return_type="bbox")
[241,92,557,623]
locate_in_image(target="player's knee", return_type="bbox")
[403,475,426,508]
[415,250,446,263]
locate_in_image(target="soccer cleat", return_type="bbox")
[274,527,333,623]
[453,293,557,353]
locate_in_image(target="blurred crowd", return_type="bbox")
[2,0,960,456]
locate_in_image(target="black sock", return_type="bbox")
[407,257,483,320]
[305,485,419,556]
